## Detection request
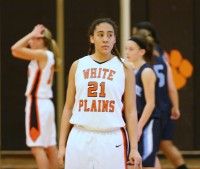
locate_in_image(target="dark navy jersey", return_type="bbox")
[155,45,168,62]
[135,63,159,119]
[153,56,172,113]
[155,45,164,58]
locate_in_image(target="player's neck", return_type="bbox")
[91,53,113,62]
[133,59,146,70]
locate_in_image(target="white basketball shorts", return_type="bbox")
[25,97,57,147]
[65,126,127,169]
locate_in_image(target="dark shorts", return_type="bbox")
[138,118,160,167]
[160,113,175,140]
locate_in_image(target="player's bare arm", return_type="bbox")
[11,24,47,62]
[124,63,142,167]
[138,68,156,141]
[57,60,78,167]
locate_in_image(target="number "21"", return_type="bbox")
[88,81,106,97]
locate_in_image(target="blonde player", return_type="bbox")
[57,18,142,169]
[11,24,60,169]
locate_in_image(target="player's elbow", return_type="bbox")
[11,46,19,57]
[147,101,155,111]
[151,103,155,110]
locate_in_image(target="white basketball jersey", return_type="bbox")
[25,50,55,98]
[70,56,126,131]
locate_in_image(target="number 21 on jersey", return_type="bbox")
[88,81,106,97]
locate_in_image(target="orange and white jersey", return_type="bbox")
[25,50,55,98]
[70,56,126,131]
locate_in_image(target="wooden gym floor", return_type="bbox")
[1,152,200,169]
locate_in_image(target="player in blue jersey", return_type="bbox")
[125,33,160,169]
[132,22,188,169]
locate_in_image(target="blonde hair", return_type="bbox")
[136,29,156,47]
[43,27,61,71]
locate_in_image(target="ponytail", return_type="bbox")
[50,39,61,71]
[43,27,61,71]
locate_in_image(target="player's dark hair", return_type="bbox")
[88,18,123,64]
[134,21,160,44]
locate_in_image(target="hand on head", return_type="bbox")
[31,24,45,38]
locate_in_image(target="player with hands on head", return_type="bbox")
[11,24,60,169]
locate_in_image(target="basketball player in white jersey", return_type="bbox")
[57,18,142,169]
[11,24,60,169]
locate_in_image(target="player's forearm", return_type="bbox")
[59,107,73,148]
[169,89,179,110]
[138,102,155,129]
[126,110,138,150]
[11,33,33,52]
[166,62,179,110]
